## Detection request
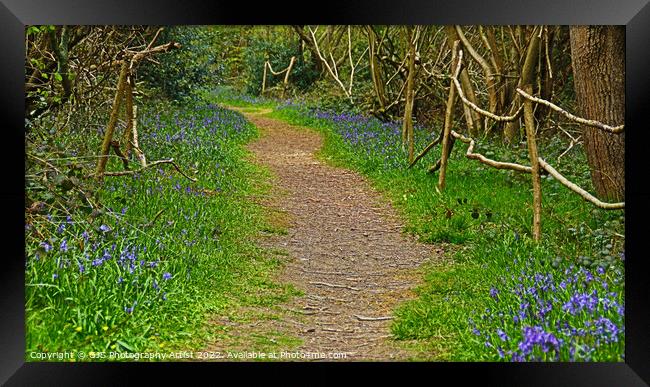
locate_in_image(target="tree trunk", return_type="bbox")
[523,84,542,241]
[438,42,460,191]
[444,27,482,135]
[403,26,416,163]
[367,26,387,113]
[96,62,129,178]
[504,27,541,144]
[569,26,625,201]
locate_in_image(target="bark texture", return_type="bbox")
[569,26,625,201]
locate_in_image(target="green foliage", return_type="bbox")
[242,28,319,95]
[138,27,223,101]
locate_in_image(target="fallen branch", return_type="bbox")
[96,61,129,178]
[451,130,534,173]
[353,315,394,321]
[428,137,456,174]
[516,88,624,133]
[142,209,164,228]
[102,158,197,182]
[129,41,182,70]
[537,158,624,210]
[308,281,360,291]
[408,132,443,169]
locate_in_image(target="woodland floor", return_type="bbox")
[204,107,446,361]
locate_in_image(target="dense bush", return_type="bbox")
[138,27,223,101]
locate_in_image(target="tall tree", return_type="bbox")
[569,26,625,201]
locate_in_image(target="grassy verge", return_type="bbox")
[219,95,625,362]
[25,96,300,360]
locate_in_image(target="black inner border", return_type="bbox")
[1,0,649,385]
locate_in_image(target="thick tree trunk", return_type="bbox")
[569,26,625,201]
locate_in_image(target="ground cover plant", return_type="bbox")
[25,97,298,357]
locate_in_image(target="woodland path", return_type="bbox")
[208,107,444,361]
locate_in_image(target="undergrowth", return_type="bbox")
[25,96,299,359]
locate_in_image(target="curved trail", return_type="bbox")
[210,107,442,360]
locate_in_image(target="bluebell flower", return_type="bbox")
[497,329,508,341]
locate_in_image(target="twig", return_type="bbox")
[142,209,164,228]
[557,136,581,163]
[408,132,443,169]
[101,158,197,182]
[353,315,394,321]
[308,281,360,291]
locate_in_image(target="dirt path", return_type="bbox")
[208,107,441,361]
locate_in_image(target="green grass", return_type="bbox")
[237,96,625,361]
[25,95,301,360]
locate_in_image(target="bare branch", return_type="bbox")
[538,159,624,209]
[452,50,523,122]
[354,315,393,321]
[101,158,197,182]
[308,26,352,101]
[145,27,164,51]
[451,130,534,173]
[515,88,624,133]
[408,132,443,169]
